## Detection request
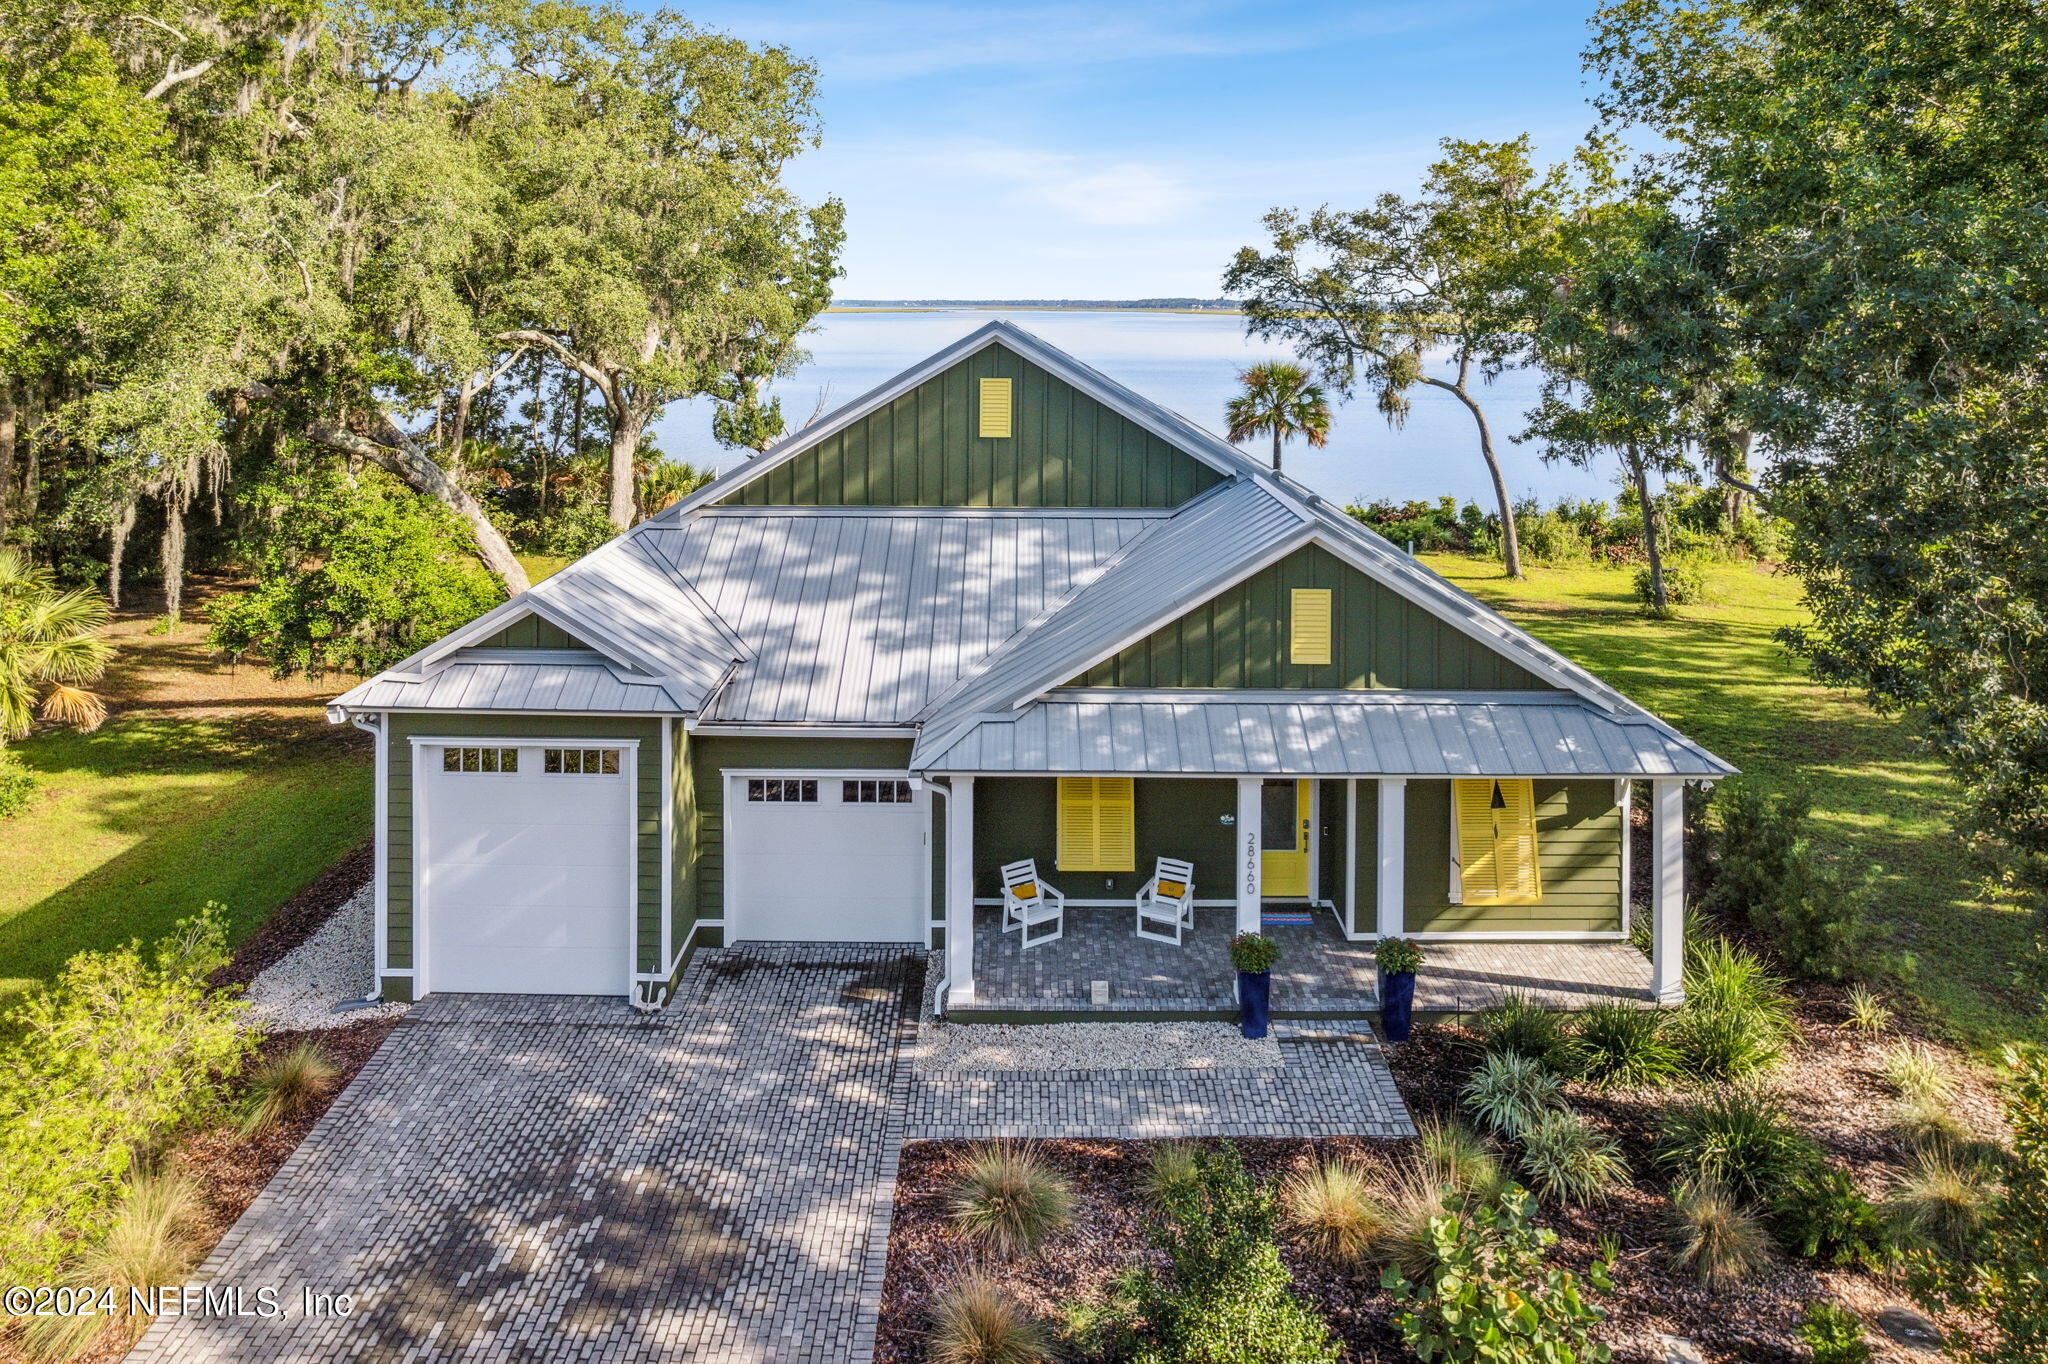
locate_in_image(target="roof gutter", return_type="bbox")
[681,658,745,733]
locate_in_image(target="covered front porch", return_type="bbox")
[953,902,1656,1019]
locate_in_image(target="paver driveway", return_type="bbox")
[134,946,924,1364]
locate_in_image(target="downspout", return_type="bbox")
[346,710,389,1005]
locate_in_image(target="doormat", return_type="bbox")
[1261,910,1315,926]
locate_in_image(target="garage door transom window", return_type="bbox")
[544,747,620,775]
[747,778,817,803]
[443,746,519,774]
[843,779,913,804]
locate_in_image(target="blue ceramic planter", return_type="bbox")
[1380,970,1416,1042]
[1237,970,1271,1039]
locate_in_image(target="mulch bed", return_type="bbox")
[209,841,373,990]
[879,973,2005,1364]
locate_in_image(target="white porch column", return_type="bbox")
[945,776,976,1006]
[1651,778,1685,1003]
[1376,777,1406,939]
[1235,777,1262,934]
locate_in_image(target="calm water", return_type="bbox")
[650,309,1616,507]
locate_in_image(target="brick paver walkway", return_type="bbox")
[133,947,923,1364]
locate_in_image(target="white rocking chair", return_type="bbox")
[1000,859,1065,949]
[1135,856,1196,945]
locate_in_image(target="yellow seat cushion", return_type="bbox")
[1156,879,1188,900]
[1010,882,1038,900]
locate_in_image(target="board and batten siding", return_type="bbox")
[382,713,664,1001]
[473,615,595,650]
[1076,544,1550,691]
[1344,778,1622,935]
[720,343,1223,509]
[689,736,919,941]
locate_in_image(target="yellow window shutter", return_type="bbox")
[1290,588,1333,665]
[1056,777,1135,871]
[979,377,1013,438]
[1453,778,1543,905]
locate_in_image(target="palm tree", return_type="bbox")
[0,549,114,742]
[1225,362,1332,472]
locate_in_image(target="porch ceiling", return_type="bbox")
[911,689,1734,778]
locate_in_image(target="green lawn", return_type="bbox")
[0,618,372,1015]
[1424,552,2042,1053]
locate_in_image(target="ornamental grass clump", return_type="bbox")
[1881,1041,1957,1109]
[23,1170,208,1361]
[1143,1140,1202,1206]
[1654,1087,1817,1206]
[238,1040,340,1136]
[1663,1177,1774,1287]
[1844,986,1892,1033]
[1575,1002,1680,1087]
[926,1273,1054,1364]
[1473,991,1580,1074]
[1515,1108,1629,1206]
[1667,939,1794,1080]
[1882,1151,1995,1258]
[1280,1161,1386,1264]
[1460,1050,1564,1138]
[1417,1116,1508,1207]
[947,1142,1074,1259]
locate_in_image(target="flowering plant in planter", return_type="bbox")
[1375,937,1424,976]
[1229,931,1280,974]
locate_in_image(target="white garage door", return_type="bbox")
[727,774,928,942]
[420,742,633,995]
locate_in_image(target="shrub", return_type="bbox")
[0,908,252,1285]
[1383,1186,1614,1364]
[1845,986,1892,1032]
[22,1170,207,1361]
[1473,991,1579,1073]
[1766,1162,1892,1271]
[1516,509,1594,565]
[1634,552,1712,611]
[1664,1178,1774,1287]
[1655,1089,1818,1206]
[1280,1161,1385,1264]
[1797,1302,1873,1364]
[1460,1051,1564,1138]
[1668,939,1794,1079]
[1108,1144,1340,1364]
[947,1143,1074,1258]
[927,1273,1054,1364]
[1143,1140,1202,1206]
[1515,1108,1629,1206]
[1909,1046,2048,1364]
[1575,1003,1680,1087]
[1883,1151,1994,1258]
[0,747,36,819]
[1704,782,1871,981]
[238,1040,339,1136]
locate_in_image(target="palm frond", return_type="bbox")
[39,684,108,732]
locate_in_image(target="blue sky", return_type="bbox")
[670,0,1603,298]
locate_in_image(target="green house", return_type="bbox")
[330,321,1732,1017]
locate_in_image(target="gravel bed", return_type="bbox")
[242,884,408,1031]
[908,1018,1283,1072]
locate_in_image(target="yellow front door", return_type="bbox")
[1259,779,1311,898]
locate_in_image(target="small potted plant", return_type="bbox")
[1230,931,1279,1039]
[1375,936,1424,1042]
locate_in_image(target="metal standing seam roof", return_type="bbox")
[337,661,700,714]
[910,690,1736,778]
[634,508,1159,724]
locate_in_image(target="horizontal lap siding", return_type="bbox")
[722,344,1221,509]
[1396,779,1621,934]
[385,715,665,987]
[972,777,1234,900]
[690,737,919,925]
[1079,544,1549,690]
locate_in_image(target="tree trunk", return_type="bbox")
[306,416,532,595]
[160,490,187,621]
[1427,371,1524,578]
[608,409,646,529]
[1627,445,1667,612]
[1719,429,1753,532]
[0,379,15,545]
[108,499,138,608]
[1271,426,1282,472]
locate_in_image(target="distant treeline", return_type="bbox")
[833,298,1240,311]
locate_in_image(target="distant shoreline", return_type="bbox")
[829,299,1240,314]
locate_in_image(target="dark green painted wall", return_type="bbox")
[475,616,592,650]
[971,777,1235,900]
[383,713,665,1000]
[689,736,918,924]
[721,343,1223,508]
[1077,544,1550,691]
[1344,778,1622,934]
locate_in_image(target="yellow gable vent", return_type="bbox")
[978,377,1013,438]
[1290,588,1333,665]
